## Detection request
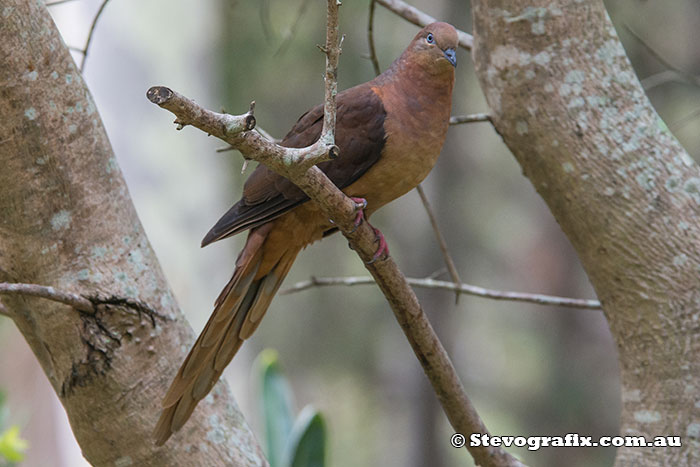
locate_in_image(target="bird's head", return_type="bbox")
[406,22,458,74]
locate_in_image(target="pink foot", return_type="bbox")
[349,197,367,233]
[346,197,389,263]
[367,226,389,264]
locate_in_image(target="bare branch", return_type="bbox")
[375,0,473,51]
[46,0,78,6]
[275,0,313,56]
[320,1,342,148]
[669,107,700,130]
[368,4,462,304]
[450,113,492,125]
[149,3,521,464]
[282,276,602,310]
[147,87,341,176]
[0,282,94,313]
[415,185,462,303]
[78,0,111,72]
[367,0,382,76]
[624,24,700,88]
[0,282,166,328]
[641,70,686,91]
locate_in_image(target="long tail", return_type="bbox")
[153,226,299,445]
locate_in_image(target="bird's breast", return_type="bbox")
[342,84,451,214]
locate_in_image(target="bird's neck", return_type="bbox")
[377,53,455,99]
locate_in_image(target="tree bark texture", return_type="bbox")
[472,1,699,466]
[0,1,265,465]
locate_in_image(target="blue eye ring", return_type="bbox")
[426,33,434,44]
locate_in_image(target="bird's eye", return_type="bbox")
[426,33,434,44]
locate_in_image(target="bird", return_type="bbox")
[154,21,458,445]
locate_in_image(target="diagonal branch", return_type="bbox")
[367,3,464,304]
[282,275,602,310]
[367,0,382,76]
[375,0,473,50]
[415,185,463,303]
[149,3,521,465]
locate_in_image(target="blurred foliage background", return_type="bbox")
[1,0,698,465]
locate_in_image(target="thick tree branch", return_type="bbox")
[472,1,700,466]
[149,3,522,465]
[375,0,473,50]
[281,275,602,310]
[0,0,265,464]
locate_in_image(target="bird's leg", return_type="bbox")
[349,197,368,233]
[366,226,389,264]
[346,197,389,263]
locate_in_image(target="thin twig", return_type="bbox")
[319,1,342,149]
[150,4,521,463]
[375,0,473,51]
[0,283,165,326]
[275,0,313,56]
[450,113,492,125]
[368,5,462,303]
[367,0,382,76]
[624,23,700,88]
[641,70,685,91]
[416,185,462,304]
[670,107,700,131]
[281,276,602,310]
[78,0,111,72]
[46,0,79,6]
[0,282,94,313]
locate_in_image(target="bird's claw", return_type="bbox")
[344,197,388,262]
[366,226,389,264]
[349,197,368,234]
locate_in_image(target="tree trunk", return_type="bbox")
[0,1,265,465]
[471,1,699,466]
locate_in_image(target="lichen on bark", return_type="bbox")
[472,1,699,465]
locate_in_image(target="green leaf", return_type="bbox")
[283,406,326,467]
[0,426,28,463]
[257,349,295,467]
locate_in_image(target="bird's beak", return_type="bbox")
[443,48,457,67]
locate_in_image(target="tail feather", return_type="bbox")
[240,249,297,339]
[153,231,300,446]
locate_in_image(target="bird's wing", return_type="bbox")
[201,83,387,246]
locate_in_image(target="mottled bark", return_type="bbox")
[471,1,699,466]
[0,1,265,465]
